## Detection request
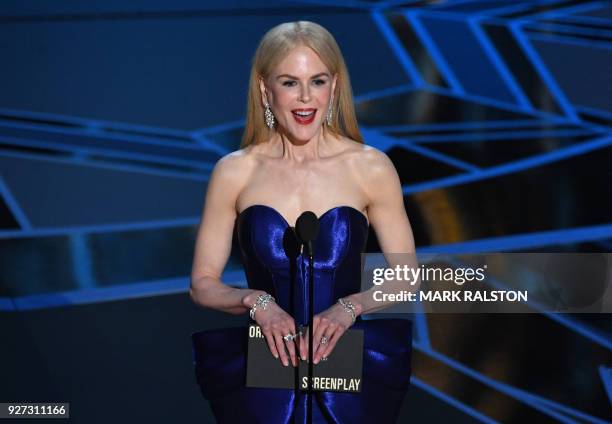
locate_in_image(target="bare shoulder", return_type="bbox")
[207,148,260,203]
[211,147,257,182]
[342,140,398,183]
[359,144,395,172]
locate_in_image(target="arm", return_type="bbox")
[190,152,300,367]
[305,147,418,363]
[344,147,418,315]
[189,153,264,315]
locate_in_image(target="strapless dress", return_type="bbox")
[192,205,412,423]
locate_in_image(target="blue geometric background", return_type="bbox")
[0,0,610,422]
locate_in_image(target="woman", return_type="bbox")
[190,21,416,423]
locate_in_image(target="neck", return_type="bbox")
[271,127,336,163]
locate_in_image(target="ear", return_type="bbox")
[258,76,269,106]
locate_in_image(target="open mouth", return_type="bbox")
[292,109,316,125]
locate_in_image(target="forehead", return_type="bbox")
[274,45,329,76]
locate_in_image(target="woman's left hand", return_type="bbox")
[298,301,355,364]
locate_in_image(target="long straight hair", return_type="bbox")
[241,21,363,147]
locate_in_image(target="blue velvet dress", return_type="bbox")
[192,205,412,423]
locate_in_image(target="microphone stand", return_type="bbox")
[306,240,314,424]
[295,212,318,424]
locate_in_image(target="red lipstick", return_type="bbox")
[292,108,316,125]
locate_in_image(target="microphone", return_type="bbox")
[295,211,319,257]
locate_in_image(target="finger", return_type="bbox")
[312,317,330,360]
[298,326,308,361]
[315,324,337,363]
[317,326,345,363]
[283,333,298,367]
[273,332,290,366]
[262,329,279,360]
[284,322,298,367]
[302,324,318,363]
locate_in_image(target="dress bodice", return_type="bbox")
[235,204,369,326]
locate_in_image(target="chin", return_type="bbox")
[285,125,321,142]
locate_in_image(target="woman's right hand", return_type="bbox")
[243,292,299,367]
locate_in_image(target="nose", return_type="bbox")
[299,84,311,103]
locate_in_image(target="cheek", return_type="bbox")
[272,91,294,109]
[316,86,333,103]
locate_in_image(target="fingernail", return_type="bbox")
[283,360,288,366]
[314,357,319,364]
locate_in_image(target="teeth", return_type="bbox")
[294,111,314,117]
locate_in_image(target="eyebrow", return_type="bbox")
[276,72,330,80]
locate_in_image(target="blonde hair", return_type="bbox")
[241,21,363,147]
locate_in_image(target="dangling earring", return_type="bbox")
[264,102,275,129]
[326,94,333,126]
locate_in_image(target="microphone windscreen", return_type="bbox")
[296,211,319,243]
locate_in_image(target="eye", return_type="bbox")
[313,79,326,86]
[282,80,297,87]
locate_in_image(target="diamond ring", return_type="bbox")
[320,336,328,345]
[283,333,296,342]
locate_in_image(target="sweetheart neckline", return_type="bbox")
[237,204,369,228]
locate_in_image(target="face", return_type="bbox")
[260,45,337,143]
